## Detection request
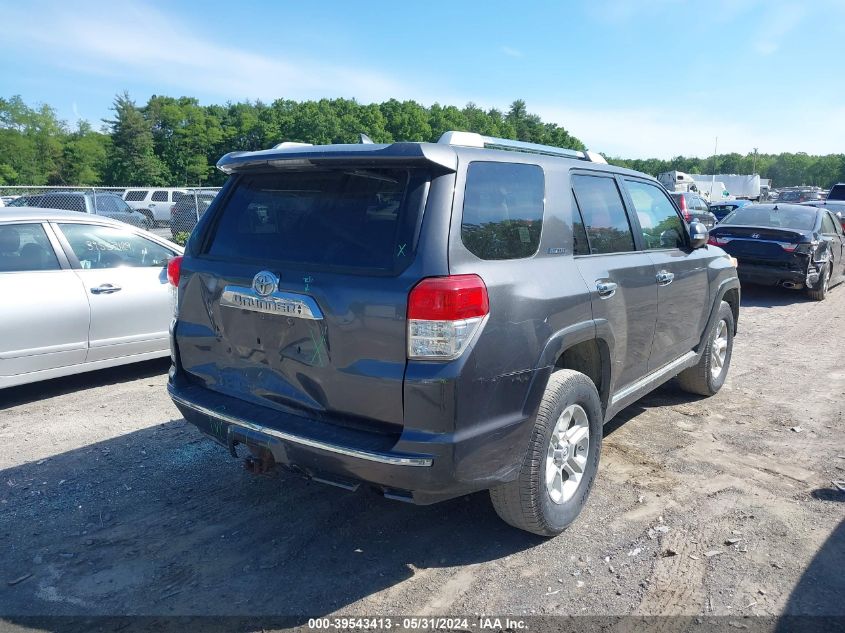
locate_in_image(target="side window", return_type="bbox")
[624,180,685,250]
[58,223,175,269]
[571,174,636,255]
[821,213,837,234]
[0,223,61,272]
[461,162,545,260]
[151,190,168,202]
[124,190,148,202]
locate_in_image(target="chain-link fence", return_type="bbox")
[0,186,221,243]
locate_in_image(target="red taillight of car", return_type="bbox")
[407,275,489,359]
[167,256,183,286]
[779,243,798,253]
[708,236,732,246]
[677,195,691,221]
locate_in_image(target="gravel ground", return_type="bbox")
[1,284,843,627]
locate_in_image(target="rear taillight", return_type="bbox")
[789,241,818,254]
[678,196,691,221]
[407,275,489,360]
[167,256,183,286]
[708,236,732,246]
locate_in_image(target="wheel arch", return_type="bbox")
[533,320,614,417]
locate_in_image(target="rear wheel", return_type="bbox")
[676,300,734,396]
[489,369,602,536]
[807,262,831,301]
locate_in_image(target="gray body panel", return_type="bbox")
[169,140,738,502]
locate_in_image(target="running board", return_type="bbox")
[610,351,698,408]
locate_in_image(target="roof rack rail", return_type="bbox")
[437,131,606,164]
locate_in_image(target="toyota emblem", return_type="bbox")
[252,271,279,297]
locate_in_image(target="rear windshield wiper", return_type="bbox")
[344,169,399,184]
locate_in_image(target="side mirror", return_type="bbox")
[688,221,709,249]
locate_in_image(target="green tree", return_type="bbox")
[104,92,167,185]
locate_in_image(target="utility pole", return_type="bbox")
[752,147,758,174]
[710,137,718,198]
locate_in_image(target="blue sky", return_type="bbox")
[1,0,843,158]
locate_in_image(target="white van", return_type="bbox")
[122,188,187,226]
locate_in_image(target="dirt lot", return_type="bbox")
[1,285,843,628]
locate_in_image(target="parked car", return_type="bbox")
[166,131,740,536]
[777,189,823,204]
[0,208,183,388]
[123,188,187,226]
[709,203,845,300]
[668,192,717,228]
[7,191,149,228]
[170,191,217,237]
[801,183,845,230]
[709,199,752,223]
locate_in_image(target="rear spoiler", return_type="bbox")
[216,142,458,174]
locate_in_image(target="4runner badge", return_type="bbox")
[252,271,279,297]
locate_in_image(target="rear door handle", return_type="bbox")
[91,284,122,295]
[595,280,618,298]
[656,271,675,285]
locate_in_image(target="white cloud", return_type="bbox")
[501,46,524,58]
[751,4,806,55]
[533,104,845,159]
[0,1,407,103]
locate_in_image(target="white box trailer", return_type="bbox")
[695,181,729,201]
[658,171,702,193]
[692,174,761,200]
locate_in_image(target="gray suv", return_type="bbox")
[166,132,740,536]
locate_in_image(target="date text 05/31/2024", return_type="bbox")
[307,617,528,630]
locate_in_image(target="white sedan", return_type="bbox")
[0,208,182,388]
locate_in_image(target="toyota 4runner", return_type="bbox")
[166,132,740,536]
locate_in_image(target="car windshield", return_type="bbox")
[95,196,124,213]
[721,206,817,231]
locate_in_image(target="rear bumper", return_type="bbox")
[736,261,812,288]
[167,375,532,504]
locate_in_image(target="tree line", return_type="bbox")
[1,94,843,189]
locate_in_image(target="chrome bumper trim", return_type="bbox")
[169,389,433,467]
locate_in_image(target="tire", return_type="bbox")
[807,262,831,301]
[489,369,603,537]
[676,300,734,397]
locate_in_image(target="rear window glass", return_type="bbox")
[828,185,845,201]
[571,175,636,255]
[461,162,544,260]
[721,206,817,231]
[124,190,148,201]
[40,195,85,213]
[205,169,425,272]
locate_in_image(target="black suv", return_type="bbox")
[167,132,740,536]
